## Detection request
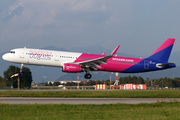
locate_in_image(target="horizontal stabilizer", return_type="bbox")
[156,63,176,68]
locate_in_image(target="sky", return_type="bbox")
[0,0,180,56]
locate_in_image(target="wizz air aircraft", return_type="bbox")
[2,38,176,79]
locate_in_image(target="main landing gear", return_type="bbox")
[84,68,92,79]
[84,73,92,79]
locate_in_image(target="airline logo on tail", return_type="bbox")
[149,38,175,62]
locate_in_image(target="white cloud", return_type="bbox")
[0,0,113,42]
[1,0,110,27]
[0,0,137,56]
[3,0,180,57]
[8,2,23,12]
[69,0,107,12]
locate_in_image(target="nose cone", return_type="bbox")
[2,53,10,61]
[2,53,14,62]
[2,54,7,60]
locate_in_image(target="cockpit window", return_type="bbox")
[10,51,15,54]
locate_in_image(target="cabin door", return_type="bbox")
[55,53,59,61]
[20,49,25,58]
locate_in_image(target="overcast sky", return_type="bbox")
[0,0,180,56]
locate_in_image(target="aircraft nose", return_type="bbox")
[2,54,6,60]
[2,54,8,61]
[2,53,14,62]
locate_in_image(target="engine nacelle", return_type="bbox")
[62,63,84,73]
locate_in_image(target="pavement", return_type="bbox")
[0,97,179,104]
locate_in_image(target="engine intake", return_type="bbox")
[62,63,84,73]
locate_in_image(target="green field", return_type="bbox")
[0,102,180,120]
[1,90,180,119]
[0,90,180,98]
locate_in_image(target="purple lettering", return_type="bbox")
[29,50,52,60]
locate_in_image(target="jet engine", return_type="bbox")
[62,63,84,73]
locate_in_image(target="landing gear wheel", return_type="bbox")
[84,74,92,79]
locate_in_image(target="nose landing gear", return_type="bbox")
[20,63,24,73]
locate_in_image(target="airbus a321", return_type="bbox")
[2,38,176,79]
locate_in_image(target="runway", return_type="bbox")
[0,97,180,104]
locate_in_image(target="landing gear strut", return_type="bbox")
[20,64,24,73]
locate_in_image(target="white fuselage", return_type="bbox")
[2,48,82,68]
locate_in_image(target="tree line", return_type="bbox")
[46,76,145,86]
[46,75,180,88]
[0,65,32,88]
[146,77,180,88]
[46,80,107,86]
[1,65,180,88]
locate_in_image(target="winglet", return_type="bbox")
[102,52,106,55]
[111,45,120,55]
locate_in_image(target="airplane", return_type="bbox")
[2,38,176,79]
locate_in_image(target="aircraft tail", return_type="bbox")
[147,38,175,62]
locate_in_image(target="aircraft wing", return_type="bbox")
[71,45,120,70]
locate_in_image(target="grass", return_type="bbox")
[1,90,180,119]
[0,90,180,98]
[0,102,180,120]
